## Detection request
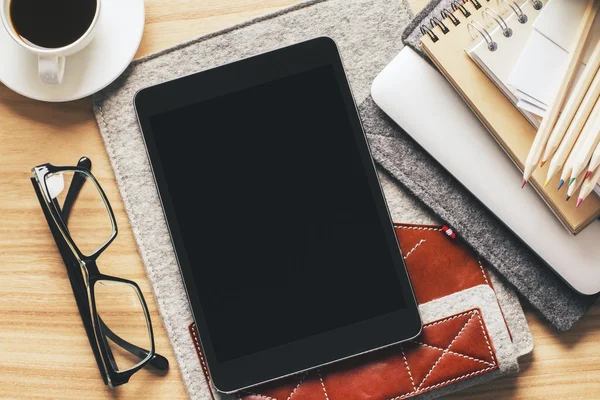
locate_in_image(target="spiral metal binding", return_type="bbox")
[451,1,471,17]
[530,0,543,10]
[420,25,439,42]
[420,0,544,48]
[441,8,461,26]
[470,0,483,10]
[483,7,513,37]
[497,0,528,23]
[468,20,498,51]
[430,16,450,34]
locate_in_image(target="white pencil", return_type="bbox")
[522,0,599,187]
[577,166,600,207]
[557,93,600,189]
[568,113,600,187]
[541,39,600,165]
[545,67,600,186]
[560,149,579,191]
[585,140,600,178]
[567,169,587,201]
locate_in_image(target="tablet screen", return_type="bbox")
[147,64,407,363]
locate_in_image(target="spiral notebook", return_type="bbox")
[465,1,542,128]
[509,0,600,115]
[420,0,600,235]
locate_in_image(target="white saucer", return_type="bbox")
[0,0,144,102]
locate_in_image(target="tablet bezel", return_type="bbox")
[134,37,421,394]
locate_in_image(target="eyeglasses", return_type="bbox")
[31,157,169,387]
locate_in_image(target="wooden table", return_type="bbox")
[1,0,599,398]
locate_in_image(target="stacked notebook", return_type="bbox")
[419,0,600,235]
[509,0,600,116]
[465,0,542,128]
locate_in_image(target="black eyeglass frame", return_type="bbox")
[30,158,168,387]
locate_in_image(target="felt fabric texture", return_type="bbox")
[379,169,533,357]
[362,94,595,331]
[91,0,531,397]
[385,1,598,330]
[488,269,534,357]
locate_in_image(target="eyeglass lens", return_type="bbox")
[94,279,153,372]
[44,170,114,257]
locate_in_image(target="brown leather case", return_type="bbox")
[189,223,504,399]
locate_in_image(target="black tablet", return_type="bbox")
[135,37,421,393]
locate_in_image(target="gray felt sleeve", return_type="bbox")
[361,94,596,331]
[487,269,534,357]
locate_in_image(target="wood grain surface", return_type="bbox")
[0,0,599,399]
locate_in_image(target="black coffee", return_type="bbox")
[9,0,97,49]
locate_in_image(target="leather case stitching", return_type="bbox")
[394,309,498,399]
[190,326,211,380]
[390,366,497,400]
[317,370,330,400]
[477,259,490,286]
[403,239,426,259]
[189,308,498,400]
[424,309,474,328]
[287,372,309,400]
[475,310,497,364]
[401,349,416,390]
[414,342,495,367]
[189,323,216,400]
[394,225,443,232]
[416,312,478,390]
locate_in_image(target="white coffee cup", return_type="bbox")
[0,0,101,85]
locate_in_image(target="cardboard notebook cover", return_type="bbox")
[419,0,600,235]
[189,223,510,399]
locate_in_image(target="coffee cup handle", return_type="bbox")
[38,55,66,85]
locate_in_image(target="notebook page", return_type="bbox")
[534,0,599,60]
[466,0,542,127]
[517,90,547,109]
[509,30,588,109]
[517,97,546,116]
[467,2,539,87]
[508,0,600,111]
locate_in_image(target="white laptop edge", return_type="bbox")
[370,47,600,295]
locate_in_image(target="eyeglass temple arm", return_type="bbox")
[99,318,169,370]
[60,158,169,371]
[46,183,169,372]
[31,177,108,382]
[37,159,168,371]
[60,157,92,225]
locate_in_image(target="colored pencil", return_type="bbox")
[545,68,600,186]
[557,99,600,190]
[586,140,600,177]
[522,0,598,186]
[577,166,600,207]
[567,169,587,200]
[568,112,600,185]
[541,39,600,165]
